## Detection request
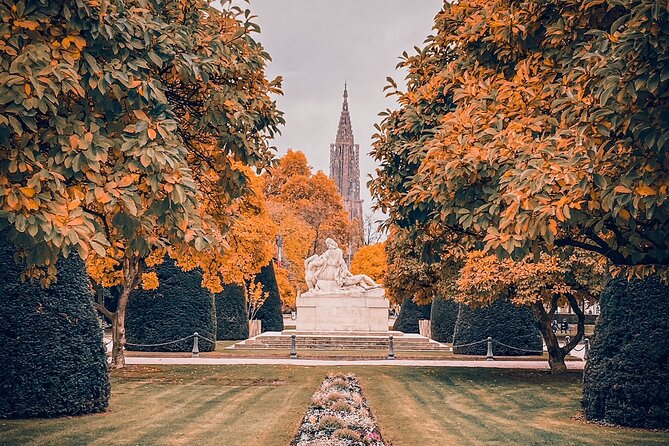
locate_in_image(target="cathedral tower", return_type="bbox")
[330,83,363,224]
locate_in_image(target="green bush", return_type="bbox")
[0,236,110,418]
[393,297,431,333]
[126,257,216,352]
[215,283,249,340]
[453,298,542,356]
[583,277,669,429]
[431,295,458,343]
[252,262,284,332]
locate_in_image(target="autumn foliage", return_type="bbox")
[265,150,351,307]
[0,0,283,368]
[371,0,669,279]
[350,242,386,284]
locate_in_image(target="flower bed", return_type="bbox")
[293,373,385,446]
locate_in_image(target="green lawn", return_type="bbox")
[0,366,666,446]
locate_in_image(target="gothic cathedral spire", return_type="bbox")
[330,83,363,229]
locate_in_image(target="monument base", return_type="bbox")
[296,286,389,332]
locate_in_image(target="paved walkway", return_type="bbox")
[124,356,585,370]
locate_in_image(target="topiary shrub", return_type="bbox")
[215,283,249,340]
[126,257,216,352]
[393,296,431,333]
[453,298,542,356]
[583,276,669,429]
[0,236,110,418]
[252,261,284,332]
[431,295,458,343]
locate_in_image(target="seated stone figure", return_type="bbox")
[305,238,380,291]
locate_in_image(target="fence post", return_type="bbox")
[583,338,590,361]
[290,334,298,359]
[192,332,199,357]
[387,335,395,360]
[486,337,494,361]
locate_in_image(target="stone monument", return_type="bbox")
[297,238,389,332]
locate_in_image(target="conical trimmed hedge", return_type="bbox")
[393,296,431,333]
[431,296,458,343]
[0,236,110,418]
[453,298,542,356]
[126,257,216,352]
[583,276,669,428]
[215,283,249,340]
[252,262,284,332]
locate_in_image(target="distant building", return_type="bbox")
[330,83,363,225]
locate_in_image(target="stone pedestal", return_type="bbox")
[296,285,389,332]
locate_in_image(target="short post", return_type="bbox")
[583,338,590,361]
[387,335,395,360]
[486,336,494,361]
[565,335,571,348]
[192,332,199,357]
[290,334,298,359]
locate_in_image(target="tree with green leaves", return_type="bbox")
[0,0,282,368]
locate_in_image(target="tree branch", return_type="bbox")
[83,207,111,240]
[93,301,114,321]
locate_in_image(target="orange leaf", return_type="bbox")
[19,187,36,198]
[549,219,558,235]
[69,134,79,149]
[148,128,157,140]
[94,188,112,204]
[118,175,134,187]
[636,185,656,196]
[614,185,632,194]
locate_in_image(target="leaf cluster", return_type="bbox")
[370,0,669,279]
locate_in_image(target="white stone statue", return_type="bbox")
[304,238,379,292]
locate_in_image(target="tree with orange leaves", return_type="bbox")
[351,242,387,284]
[456,250,607,372]
[1,0,284,369]
[264,150,351,308]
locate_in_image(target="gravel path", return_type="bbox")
[123,356,585,370]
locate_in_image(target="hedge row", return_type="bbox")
[251,262,284,333]
[215,283,249,340]
[0,235,110,418]
[125,257,216,352]
[583,277,669,429]
[392,296,431,333]
[452,298,543,356]
[430,295,458,343]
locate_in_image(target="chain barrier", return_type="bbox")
[452,339,488,349]
[125,333,196,348]
[492,340,545,354]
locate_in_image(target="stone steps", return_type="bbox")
[231,332,449,351]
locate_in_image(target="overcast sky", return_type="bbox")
[239,0,443,216]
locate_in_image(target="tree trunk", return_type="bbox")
[563,293,586,352]
[109,257,141,370]
[110,286,131,369]
[529,301,567,373]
